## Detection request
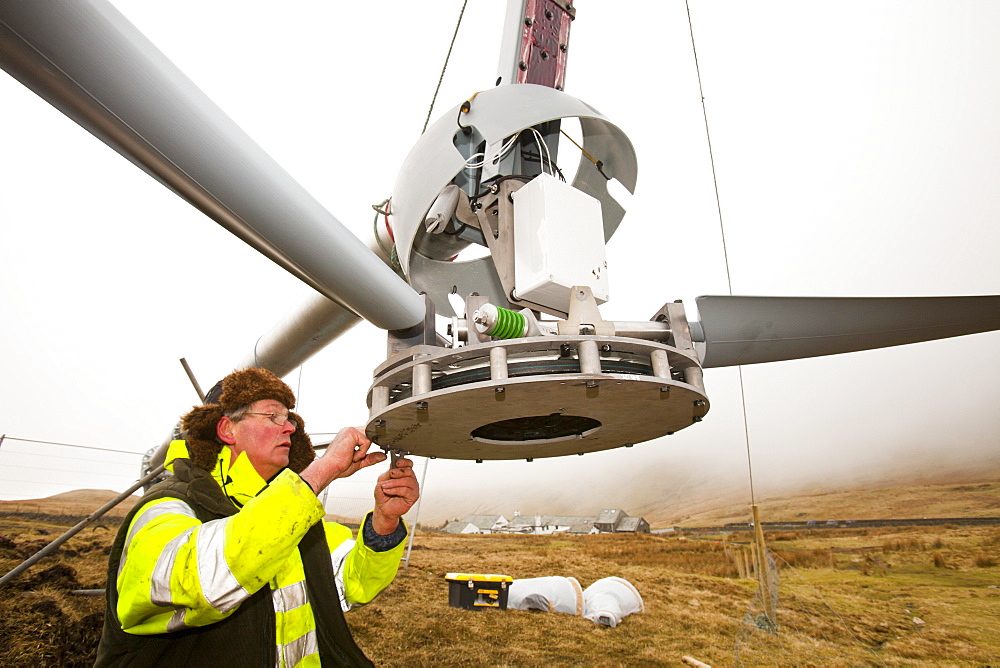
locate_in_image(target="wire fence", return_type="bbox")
[731,548,890,666]
[0,434,424,529]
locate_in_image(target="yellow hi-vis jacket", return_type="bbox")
[113,440,404,666]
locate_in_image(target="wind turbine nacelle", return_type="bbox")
[365,84,710,461]
[387,84,636,318]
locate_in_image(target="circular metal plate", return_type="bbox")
[366,373,708,460]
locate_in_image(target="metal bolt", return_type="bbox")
[580,326,593,335]
[524,17,533,26]
[600,344,611,353]
[374,420,386,428]
[660,386,670,393]
[495,386,505,394]
[540,50,549,60]
[544,9,553,19]
[416,401,428,411]
[586,380,599,389]
[476,459,483,464]
[560,343,572,357]
[526,458,533,462]
[624,443,633,448]
[519,61,527,71]
[560,43,568,52]
[693,416,703,422]
[577,452,584,456]
[694,400,706,407]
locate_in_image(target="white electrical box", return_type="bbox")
[511,173,608,314]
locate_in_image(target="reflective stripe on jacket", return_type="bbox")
[113,440,402,667]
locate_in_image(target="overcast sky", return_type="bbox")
[1,1,997,521]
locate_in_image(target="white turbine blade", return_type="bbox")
[0,0,423,331]
[695,295,1000,368]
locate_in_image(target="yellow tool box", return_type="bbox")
[445,573,513,610]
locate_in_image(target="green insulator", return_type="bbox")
[491,306,526,339]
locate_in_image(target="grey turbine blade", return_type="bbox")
[695,295,1000,368]
[0,0,424,332]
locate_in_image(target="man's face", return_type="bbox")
[227,399,296,480]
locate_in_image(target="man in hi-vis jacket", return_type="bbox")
[96,367,418,667]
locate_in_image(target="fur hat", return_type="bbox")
[180,367,315,473]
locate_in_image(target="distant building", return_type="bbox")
[457,514,509,533]
[447,510,649,534]
[566,522,599,535]
[594,509,650,533]
[507,513,595,534]
[595,509,628,533]
[442,520,480,534]
[616,516,650,533]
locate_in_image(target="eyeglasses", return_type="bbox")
[244,412,297,428]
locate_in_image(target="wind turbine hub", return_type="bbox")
[365,334,708,461]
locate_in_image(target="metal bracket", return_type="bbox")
[464,294,493,346]
[557,286,615,336]
[473,179,571,319]
[387,293,437,357]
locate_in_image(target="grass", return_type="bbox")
[1,516,998,666]
[671,480,1000,526]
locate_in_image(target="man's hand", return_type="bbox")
[371,458,420,535]
[300,427,387,494]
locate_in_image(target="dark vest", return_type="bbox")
[95,458,373,667]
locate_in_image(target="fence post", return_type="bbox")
[752,504,777,627]
[402,457,430,569]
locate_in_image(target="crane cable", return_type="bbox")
[685,1,758,506]
[422,0,469,134]
[372,0,468,268]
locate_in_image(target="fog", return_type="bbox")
[1,2,997,523]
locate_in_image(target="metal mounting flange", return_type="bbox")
[365,335,708,460]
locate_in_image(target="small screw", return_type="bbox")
[600,344,611,353]
[693,416,703,422]
[624,443,633,448]
[660,386,670,393]
[545,9,553,19]
[560,343,572,357]
[374,420,386,428]
[580,326,593,335]
[476,459,483,464]
[666,431,674,435]
[694,400,707,407]
[577,452,584,456]
[519,61,527,71]
[586,380,598,389]
[526,458,533,462]
[524,17,533,26]
[495,386,505,394]
[416,401,428,411]
[560,43,568,52]
[540,50,549,61]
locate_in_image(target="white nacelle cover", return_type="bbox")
[507,576,584,615]
[512,173,608,314]
[582,577,644,628]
